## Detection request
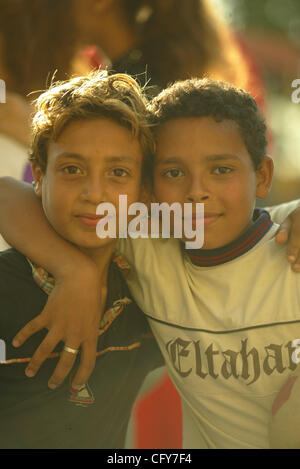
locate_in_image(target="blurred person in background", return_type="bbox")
[0,0,77,150]
[73,0,264,104]
[0,0,78,249]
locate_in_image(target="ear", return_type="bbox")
[256,155,274,199]
[31,163,44,198]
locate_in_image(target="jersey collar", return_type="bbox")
[185,208,273,267]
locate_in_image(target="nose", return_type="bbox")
[186,175,210,202]
[80,175,107,204]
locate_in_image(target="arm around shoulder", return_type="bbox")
[0,176,94,277]
[266,199,300,225]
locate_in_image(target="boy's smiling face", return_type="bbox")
[32,118,144,252]
[154,116,273,249]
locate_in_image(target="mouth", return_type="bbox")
[183,212,223,227]
[76,214,107,228]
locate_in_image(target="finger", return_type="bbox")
[275,217,300,264]
[275,219,291,245]
[25,329,60,378]
[292,262,300,273]
[71,337,98,388]
[48,345,80,390]
[275,229,289,245]
[286,229,300,264]
[12,315,45,347]
[291,250,300,272]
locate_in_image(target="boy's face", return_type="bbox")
[153,117,273,249]
[32,118,145,252]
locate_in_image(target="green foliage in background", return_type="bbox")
[223,0,300,44]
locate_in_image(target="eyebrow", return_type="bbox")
[204,154,241,162]
[156,154,241,165]
[56,153,140,166]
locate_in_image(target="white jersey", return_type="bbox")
[118,202,300,448]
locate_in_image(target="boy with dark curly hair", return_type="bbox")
[116,78,300,448]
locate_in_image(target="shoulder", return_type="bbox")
[116,238,182,270]
[0,249,47,343]
[0,248,45,307]
[0,248,41,300]
[267,200,300,225]
[0,248,32,281]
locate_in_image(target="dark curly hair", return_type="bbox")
[149,78,267,169]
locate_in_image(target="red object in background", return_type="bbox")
[83,46,108,70]
[134,373,182,449]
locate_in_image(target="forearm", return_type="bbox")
[0,177,96,278]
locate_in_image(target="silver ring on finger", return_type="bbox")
[63,345,79,355]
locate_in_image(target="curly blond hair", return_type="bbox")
[29,70,155,179]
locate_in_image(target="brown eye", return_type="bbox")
[111,168,129,177]
[164,169,184,178]
[213,166,233,175]
[63,165,82,175]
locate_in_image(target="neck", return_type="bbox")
[185,209,273,267]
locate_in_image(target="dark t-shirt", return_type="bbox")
[0,249,163,449]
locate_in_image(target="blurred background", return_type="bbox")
[0,0,299,449]
[212,0,300,205]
